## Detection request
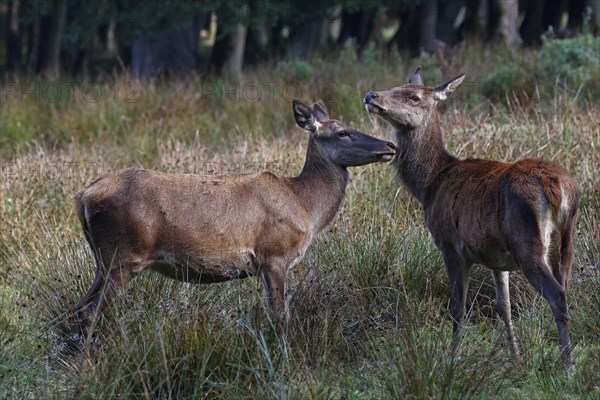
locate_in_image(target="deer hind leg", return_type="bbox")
[491,270,520,356]
[556,206,578,290]
[76,248,135,341]
[504,193,574,367]
[442,250,470,351]
[512,238,572,367]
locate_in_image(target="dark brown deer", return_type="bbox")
[74,100,396,342]
[364,67,579,367]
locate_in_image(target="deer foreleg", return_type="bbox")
[443,250,470,351]
[492,270,520,356]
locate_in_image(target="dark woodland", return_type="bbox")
[1,0,598,80]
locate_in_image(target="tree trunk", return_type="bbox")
[567,0,586,31]
[6,0,22,72]
[498,0,521,48]
[391,2,438,54]
[245,24,270,67]
[520,1,570,40]
[131,38,154,79]
[368,8,386,49]
[437,0,466,46]
[520,0,545,46]
[455,0,481,41]
[589,0,600,33]
[338,8,376,51]
[419,0,438,53]
[292,20,329,60]
[131,16,202,79]
[390,9,419,52]
[26,17,39,74]
[164,20,201,76]
[210,9,248,78]
[542,0,567,37]
[221,23,248,79]
[269,23,287,60]
[38,0,67,79]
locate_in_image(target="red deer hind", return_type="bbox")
[74,100,396,343]
[364,67,579,367]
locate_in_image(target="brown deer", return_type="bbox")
[364,67,579,367]
[74,100,396,342]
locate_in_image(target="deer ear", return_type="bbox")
[407,66,423,84]
[293,99,318,132]
[433,73,465,101]
[312,103,329,122]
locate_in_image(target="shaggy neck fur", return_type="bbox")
[394,110,456,204]
[289,137,348,233]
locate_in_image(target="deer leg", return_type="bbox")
[504,197,574,367]
[76,266,104,338]
[76,257,134,342]
[491,270,520,356]
[259,264,288,330]
[557,209,577,290]
[515,249,572,367]
[442,250,470,351]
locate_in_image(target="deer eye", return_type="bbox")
[337,131,349,138]
[410,96,420,102]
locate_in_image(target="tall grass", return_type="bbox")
[1,43,599,398]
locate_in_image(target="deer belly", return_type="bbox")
[465,246,519,271]
[148,250,258,283]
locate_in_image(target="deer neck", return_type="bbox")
[394,110,455,204]
[289,138,349,233]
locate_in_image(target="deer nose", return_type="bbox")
[364,91,379,103]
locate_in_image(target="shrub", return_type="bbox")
[413,51,442,87]
[537,31,600,99]
[361,41,381,73]
[480,32,600,104]
[275,60,314,83]
[481,62,532,101]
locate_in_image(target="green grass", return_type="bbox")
[1,43,599,399]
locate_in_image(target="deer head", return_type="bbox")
[293,99,396,166]
[364,66,465,130]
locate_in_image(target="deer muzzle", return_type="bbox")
[364,92,386,114]
[372,142,396,162]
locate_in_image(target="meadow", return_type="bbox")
[1,42,599,399]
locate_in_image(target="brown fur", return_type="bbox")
[365,68,579,367]
[74,100,396,342]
